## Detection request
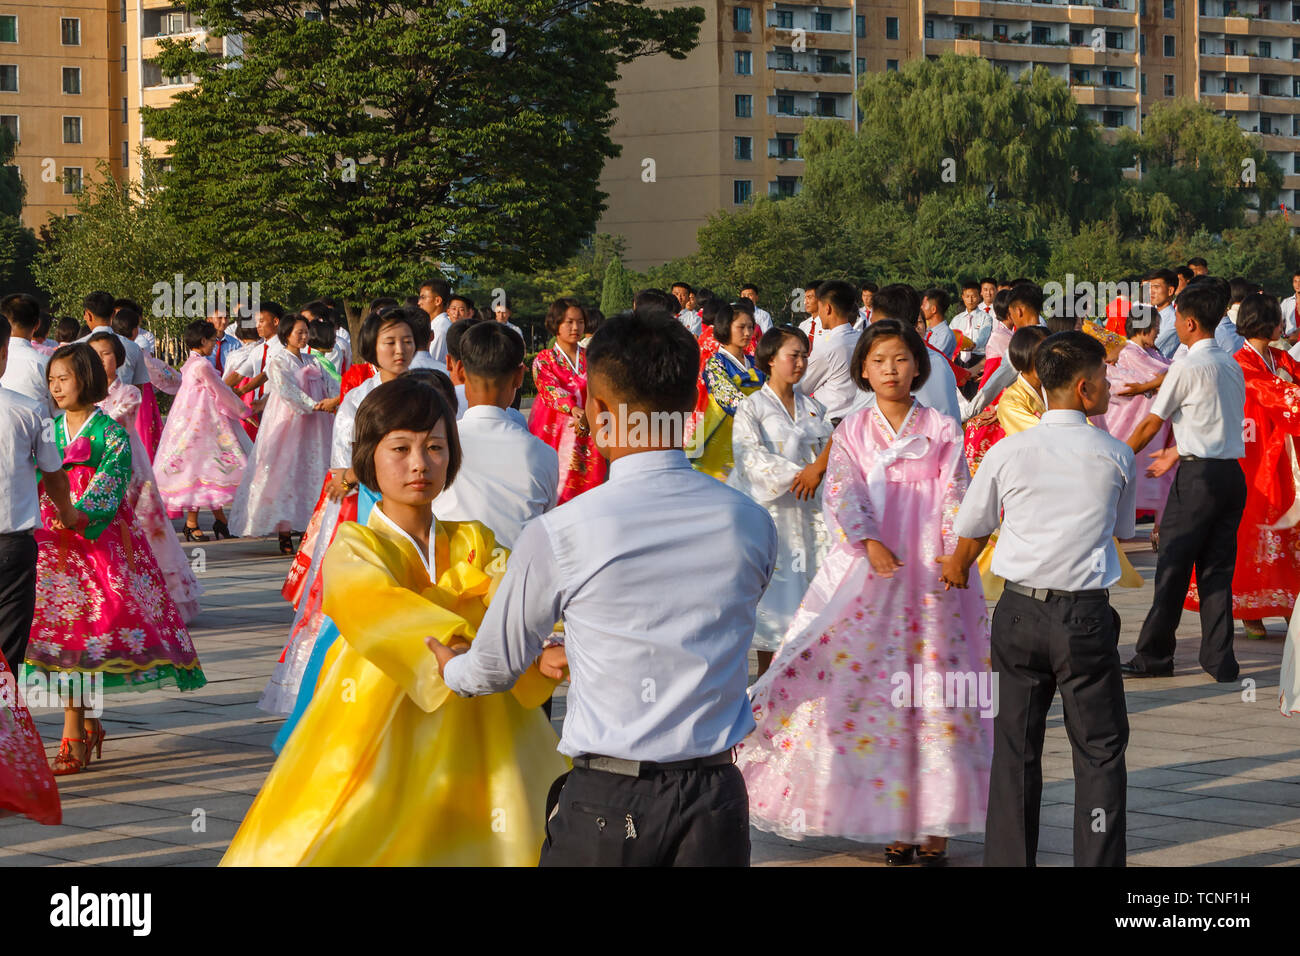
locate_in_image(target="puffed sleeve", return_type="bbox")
[267,352,319,414]
[74,421,133,540]
[936,417,973,552]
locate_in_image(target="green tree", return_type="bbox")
[0,126,37,294]
[149,1,703,303]
[600,255,635,315]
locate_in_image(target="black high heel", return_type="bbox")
[183,525,207,542]
[211,520,236,540]
[278,532,295,555]
[917,847,949,868]
[885,843,918,866]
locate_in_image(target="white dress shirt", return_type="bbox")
[677,309,702,337]
[432,405,559,548]
[443,448,777,762]
[799,314,823,346]
[200,332,241,375]
[135,328,157,356]
[0,337,51,414]
[78,328,150,387]
[752,307,773,334]
[955,409,1137,591]
[796,321,859,421]
[428,312,452,364]
[950,308,993,361]
[1154,303,1179,359]
[452,383,469,420]
[924,321,957,360]
[1282,296,1298,337]
[0,387,63,533]
[409,350,440,371]
[1149,338,1246,460]
[226,336,280,400]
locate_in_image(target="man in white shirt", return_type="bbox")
[77,291,152,392]
[950,280,992,366]
[419,278,453,364]
[1124,280,1247,683]
[0,314,79,672]
[670,282,701,336]
[224,301,285,407]
[942,330,1135,868]
[492,301,526,345]
[920,287,957,360]
[433,322,557,548]
[199,306,241,375]
[798,280,859,423]
[739,283,772,334]
[435,306,776,867]
[1280,270,1300,345]
[857,281,876,327]
[798,281,823,347]
[1146,268,1180,359]
[0,294,52,414]
[978,278,998,326]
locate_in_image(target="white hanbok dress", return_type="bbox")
[229,349,337,535]
[728,384,833,651]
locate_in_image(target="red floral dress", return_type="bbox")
[529,346,607,504]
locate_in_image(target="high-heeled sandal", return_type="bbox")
[211,519,236,540]
[917,847,949,867]
[278,532,295,555]
[183,525,208,542]
[1244,619,1268,640]
[885,843,918,866]
[52,736,89,776]
[83,720,106,764]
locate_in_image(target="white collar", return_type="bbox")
[373,504,438,581]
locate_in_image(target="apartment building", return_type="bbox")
[0,1,220,231]
[599,0,1300,271]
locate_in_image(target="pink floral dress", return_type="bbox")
[529,346,607,504]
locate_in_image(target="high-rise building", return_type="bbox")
[599,0,1300,271]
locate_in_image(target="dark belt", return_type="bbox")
[572,750,735,777]
[1005,580,1109,602]
[0,529,35,539]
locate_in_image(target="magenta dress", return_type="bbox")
[154,352,253,516]
[1091,342,1176,520]
[738,402,993,843]
[100,379,204,623]
[529,346,607,503]
[25,410,205,692]
[135,382,163,462]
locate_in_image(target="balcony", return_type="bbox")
[926,0,1136,26]
[1070,83,1139,106]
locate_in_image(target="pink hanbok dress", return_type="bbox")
[154,352,254,515]
[738,402,993,843]
[529,345,606,503]
[229,349,337,535]
[135,382,163,462]
[1090,341,1176,521]
[100,379,204,623]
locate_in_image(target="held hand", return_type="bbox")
[426,636,470,677]
[789,462,825,501]
[865,539,903,578]
[325,469,350,502]
[936,554,970,591]
[1115,382,1143,397]
[1146,446,1180,478]
[538,645,568,680]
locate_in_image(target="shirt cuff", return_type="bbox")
[441,654,474,697]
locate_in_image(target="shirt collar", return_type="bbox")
[461,404,518,424]
[608,448,688,482]
[1039,409,1087,426]
[1189,338,1218,354]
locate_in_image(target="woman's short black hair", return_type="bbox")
[849,318,931,393]
[711,301,738,345]
[49,342,109,404]
[1007,325,1050,374]
[754,325,808,376]
[110,307,140,336]
[1125,305,1157,339]
[56,316,81,343]
[545,297,585,336]
[351,377,462,493]
[406,368,458,414]
[1236,292,1283,341]
[1034,331,1106,393]
[357,307,417,365]
[307,318,336,352]
[277,312,308,346]
[586,310,699,414]
[184,319,216,352]
[87,330,126,367]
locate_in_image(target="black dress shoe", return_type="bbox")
[1121,658,1173,678]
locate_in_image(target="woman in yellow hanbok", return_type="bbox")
[222,377,568,867]
[976,326,1143,598]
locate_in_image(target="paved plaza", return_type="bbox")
[2,526,1298,867]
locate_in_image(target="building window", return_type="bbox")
[1106,31,1123,50]
[1140,73,1147,94]
[0,16,15,43]
[856,14,866,38]
[0,65,16,92]
[735,136,752,161]
[735,51,752,75]
[1164,74,1175,96]
[774,134,797,158]
[774,49,794,70]
[1260,1,1271,17]
[886,59,899,71]
[733,180,752,204]
[122,97,128,123]
[856,57,865,74]
[1033,26,1052,45]
[121,45,127,71]
[62,67,81,95]
[776,93,794,114]
[1293,40,1300,59]
[775,9,793,29]
[771,176,799,198]
[63,167,83,194]
[1140,34,1147,55]
[1103,110,1124,128]
[816,97,837,117]
[734,6,751,32]
[121,1,127,24]
[0,115,17,143]
[886,17,899,40]
[61,18,80,46]
[995,24,1009,40]
[735,94,752,118]
[121,141,128,166]
[813,12,832,31]
[1163,35,1175,57]
[1163,0,1175,16]
[1103,70,1123,87]
[63,116,82,144]
[924,19,934,39]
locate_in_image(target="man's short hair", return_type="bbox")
[445,314,483,362]
[1187,257,1209,270]
[1034,331,1106,393]
[586,310,698,414]
[420,279,452,304]
[1175,266,1194,283]
[1177,278,1229,329]
[1,293,40,332]
[960,280,981,293]
[859,280,879,294]
[740,282,759,295]
[871,284,921,324]
[1007,282,1045,314]
[461,320,525,380]
[82,291,114,321]
[1146,268,1178,288]
[816,279,858,319]
[111,307,142,337]
[921,287,950,316]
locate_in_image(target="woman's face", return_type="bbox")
[375,321,415,375]
[728,315,756,349]
[863,335,917,402]
[90,339,119,382]
[768,335,808,384]
[556,308,584,347]
[47,358,83,410]
[372,420,450,507]
[286,320,309,350]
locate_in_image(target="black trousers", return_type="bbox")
[1133,458,1247,681]
[985,589,1128,867]
[0,531,37,675]
[538,763,750,866]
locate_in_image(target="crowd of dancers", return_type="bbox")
[0,261,1296,866]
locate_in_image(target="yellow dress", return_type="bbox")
[977,375,1142,598]
[221,510,568,867]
